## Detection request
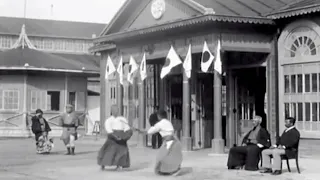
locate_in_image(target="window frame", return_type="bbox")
[1,90,20,111]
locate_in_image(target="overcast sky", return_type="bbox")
[0,0,126,24]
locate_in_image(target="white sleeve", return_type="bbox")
[118,116,130,131]
[147,122,161,135]
[104,117,113,134]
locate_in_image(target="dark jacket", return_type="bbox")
[242,127,271,149]
[276,127,300,158]
[31,116,51,134]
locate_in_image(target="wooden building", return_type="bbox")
[0,24,99,137]
[92,0,320,152]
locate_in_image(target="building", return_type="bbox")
[0,17,105,137]
[92,0,320,152]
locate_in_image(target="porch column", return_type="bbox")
[117,77,124,115]
[211,71,225,154]
[182,71,192,151]
[226,70,236,148]
[22,74,29,137]
[138,80,146,147]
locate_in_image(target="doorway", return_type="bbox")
[232,67,267,144]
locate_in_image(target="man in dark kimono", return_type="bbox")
[59,104,79,155]
[260,117,300,175]
[227,115,271,171]
[149,106,162,149]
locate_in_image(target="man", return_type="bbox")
[59,104,80,155]
[149,106,162,149]
[260,117,300,175]
[227,116,271,171]
[97,105,133,170]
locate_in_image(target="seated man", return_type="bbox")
[227,116,271,171]
[260,117,300,175]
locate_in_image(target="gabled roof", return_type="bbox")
[267,0,320,19]
[99,0,298,37]
[0,16,106,39]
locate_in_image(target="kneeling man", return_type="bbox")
[227,116,271,171]
[260,117,300,175]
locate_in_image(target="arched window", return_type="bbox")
[284,27,320,58]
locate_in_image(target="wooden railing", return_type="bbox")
[0,112,25,127]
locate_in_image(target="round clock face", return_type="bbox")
[151,0,166,20]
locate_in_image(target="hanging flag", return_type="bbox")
[214,40,222,74]
[105,55,116,79]
[117,56,123,85]
[160,46,182,79]
[183,44,192,78]
[140,53,147,81]
[201,41,215,73]
[127,56,139,84]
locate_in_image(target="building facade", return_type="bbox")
[92,0,320,151]
[0,17,105,137]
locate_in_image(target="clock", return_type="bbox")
[151,0,166,20]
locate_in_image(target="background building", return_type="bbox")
[0,17,106,136]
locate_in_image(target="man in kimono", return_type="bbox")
[97,105,133,170]
[227,115,271,171]
[59,104,80,155]
[260,117,300,175]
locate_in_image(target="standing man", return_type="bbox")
[149,106,162,149]
[260,117,300,175]
[59,104,80,155]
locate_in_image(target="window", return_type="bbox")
[305,74,310,92]
[297,74,303,93]
[285,103,290,118]
[291,75,296,93]
[0,36,13,48]
[297,103,303,121]
[31,91,46,110]
[291,103,296,118]
[0,90,19,111]
[31,91,60,111]
[312,73,318,92]
[305,102,311,121]
[312,102,318,122]
[47,91,60,111]
[43,39,53,50]
[289,36,317,57]
[69,92,76,107]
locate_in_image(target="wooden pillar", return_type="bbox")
[117,76,124,115]
[181,70,192,151]
[211,71,225,154]
[226,70,236,148]
[64,74,68,111]
[267,35,279,144]
[138,80,146,147]
[22,73,29,137]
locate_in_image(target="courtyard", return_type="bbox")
[0,137,318,180]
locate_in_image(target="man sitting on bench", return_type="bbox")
[260,117,300,175]
[227,116,271,171]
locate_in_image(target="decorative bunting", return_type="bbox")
[105,55,116,79]
[183,44,192,78]
[201,41,215,73]
[160,46,182,79]
[127,56,139,84]
[214,40,222,74]
[140,53,147,81]
[117,56,123,85]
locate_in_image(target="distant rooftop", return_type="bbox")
[0,16,106,39]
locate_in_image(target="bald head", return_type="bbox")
[252,115,262,127]
[111,105,119,117]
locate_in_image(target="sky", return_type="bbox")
[0,0,127,24]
